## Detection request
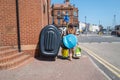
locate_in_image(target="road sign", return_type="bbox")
[64,15,70,23]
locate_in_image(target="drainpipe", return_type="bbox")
[16,0,21,52]
[47,0,49,24]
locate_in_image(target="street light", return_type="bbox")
[85,16,87,35]
[113,14,117,36]
[85,16,86,23]
[99,20,100,26]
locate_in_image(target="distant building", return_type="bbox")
[51,0,79,27]
[79,22,99,32]
[89,24,100,32]
[79,22,86,32]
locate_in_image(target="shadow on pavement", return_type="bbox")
[35,56,56,61]
[57,55,69,60]
[57,55,80,60]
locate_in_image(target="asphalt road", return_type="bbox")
[78,34,120,43]
[78,34,120,80]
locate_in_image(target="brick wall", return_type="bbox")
[0,0,50,56]
[19,0,43,45]
[0,26,2,46]
[19,0,49,56]
[0,0,17,46]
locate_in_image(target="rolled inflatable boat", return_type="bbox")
[39,25,61,58]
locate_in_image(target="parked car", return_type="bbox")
[111,25,120,37]
[111,30,116,35]
[102,29,107,34]
[111,30,120,37]
[58,27,67,35]
[76,29,80,35]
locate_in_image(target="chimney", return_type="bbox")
[65,0,70,5]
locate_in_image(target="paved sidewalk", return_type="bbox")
[0,50,110,80]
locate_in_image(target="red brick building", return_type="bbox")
[0,0,51,56]
[51,0,79,27]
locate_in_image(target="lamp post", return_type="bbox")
[85,16,87,35]
[99,20,100,26]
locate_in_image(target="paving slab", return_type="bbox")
[0,52,110,80]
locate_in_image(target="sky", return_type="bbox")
[51,0,120,28]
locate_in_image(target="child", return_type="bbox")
[66,23,76,61]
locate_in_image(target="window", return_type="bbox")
[52,17,54,24]
[73,11,77,16]
[43,4,45,13]
[57,11,60,16]
[58,19,60,25]
[66,11,69,15]
[62,11,65,15]
[73,11,77,18]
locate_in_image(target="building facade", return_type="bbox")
[0,0,51,56]
[79,22,100,33]
[51,0,79,27]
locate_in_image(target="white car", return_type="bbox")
[76,29,80,35]
[59,27,67,35]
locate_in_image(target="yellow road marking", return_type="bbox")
[79,45,120,78]
[84,46,120,73]
[87,50,120,78]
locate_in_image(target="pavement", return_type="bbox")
[0,48,110,80]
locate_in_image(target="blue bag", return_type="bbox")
[63,34,78,49]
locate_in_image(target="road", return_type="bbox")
[78,34,120,80]
[78,34,120,43]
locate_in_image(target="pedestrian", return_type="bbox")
[66,23,76,61]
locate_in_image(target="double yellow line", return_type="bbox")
[79,45,120,78]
